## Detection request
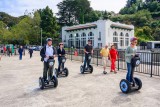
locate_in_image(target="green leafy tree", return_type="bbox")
[40,6,60,41]
[57,0,92,26]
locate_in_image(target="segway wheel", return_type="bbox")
[39,77,45,90]
[80,65,84,74]
[103,71,107,74]
[89,65,93,73]
[52,76,58,88]
[134,77,142,90]
[120,79,131,93]
[64,68,69,77]
[55,68,58,77]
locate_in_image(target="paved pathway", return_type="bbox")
[0,52,160,107]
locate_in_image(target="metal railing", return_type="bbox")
[66,48,160,77]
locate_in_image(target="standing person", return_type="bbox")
[3,46,6,56]
[0,47,3,60]
[57,42,66,72]
[18,46,24,60]
[125,37,138,82]
[6,45,9,56]
[74,49,78,56]
[9,46,12,56]
[100,44,111,74]
[40,38,56,82]
[28,47,33,58]
[110,45,118,73]
[83,40,93,69]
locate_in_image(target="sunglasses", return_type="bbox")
[60,44,63,45]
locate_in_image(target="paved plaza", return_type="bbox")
[0,52,160,107]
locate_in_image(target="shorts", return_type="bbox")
[102,57,109,67]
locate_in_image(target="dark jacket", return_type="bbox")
[57,48,65,57]
[40,45,56,61]
[18,48,23,55]
[29,49,33,54]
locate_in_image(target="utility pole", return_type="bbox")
[41,28,42,46]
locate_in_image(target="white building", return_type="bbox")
[61,20,134,49]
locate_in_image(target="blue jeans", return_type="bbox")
[126,63,132,82]
[83,57,90,68]
[58,57,64,71]
[19,54,22,60]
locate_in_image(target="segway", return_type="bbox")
[55,56,69,77]
[80,53,93,74]
[120,54,142,93]
[39,56,58,90]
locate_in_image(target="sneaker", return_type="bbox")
[114,71,117,74]
[103,71,107,74]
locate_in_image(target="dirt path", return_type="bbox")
[0,52,160,107]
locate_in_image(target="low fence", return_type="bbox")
[66,48,160,77]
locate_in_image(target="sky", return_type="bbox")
[0,0,127,17]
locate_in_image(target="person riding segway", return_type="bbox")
[120,37,142,93]
[80,40,93,74]
[39,38,58,89]
[55,42,69,77]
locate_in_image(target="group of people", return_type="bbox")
[0,45,13,57]
[100,43,118,74]
[0,45,26,60]
[40,37,138,83]
[40,38,66,82]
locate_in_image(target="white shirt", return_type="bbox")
[44,45,54,62]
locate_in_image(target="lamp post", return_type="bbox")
[41,28,42,46]
[74,34,76,49]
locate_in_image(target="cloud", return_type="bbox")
[0,0,127,17]
[90,0,127,13]
[0,0,62,17]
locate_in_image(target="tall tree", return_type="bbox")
[39,6,60,42]
[57,0,92,26]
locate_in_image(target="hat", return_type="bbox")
[88,39,91,42]
[130,37,138,42]
[46,38,52,42]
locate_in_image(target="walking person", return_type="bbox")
[9,46,12,56]
[100,44,111,74]
[110,45,118,73]
[3,46,6,56]
[125,37,138,82]
[57,42,66,72]
[18,46,24,60]
[28,47,33,58]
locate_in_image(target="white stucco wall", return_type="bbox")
[62,20,134,49]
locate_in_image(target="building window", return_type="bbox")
[88,32,94,46]
[113,31,118,36]
[119,32,124,47]
[125,33,129,37]
[98,43,102,48]
[81,32,86,47]
[120,32,124,36]
[125,38,129,46]
[76,33,79,37]
[98,32,101,41]
[113,37,118,42]
[68,34,74,47]
[113,31,118,42]
[120,37,124,46]
[125,33,129,46]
